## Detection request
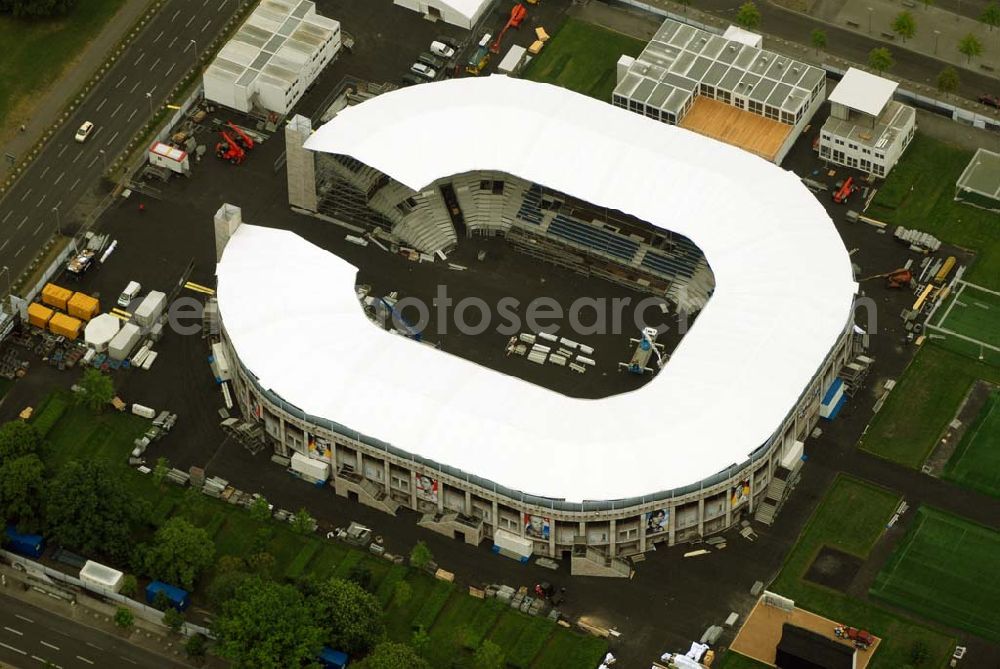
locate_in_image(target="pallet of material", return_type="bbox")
[569,362,586,373]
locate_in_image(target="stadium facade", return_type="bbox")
[218,77,857,575]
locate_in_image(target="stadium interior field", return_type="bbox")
[943,388,1000,497]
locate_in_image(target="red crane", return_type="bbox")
[832,176,854,204]
[215,131,245,165]
[226,121,255,151]
[490,4,527,54]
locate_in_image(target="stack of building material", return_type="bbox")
[202,476,229,498]
[67,293,100,321]
[894,226,941,252]
[27,303,54,329]
[49,313,83,340]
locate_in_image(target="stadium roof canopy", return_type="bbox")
[217,76,857,503]
[828,67,897,117]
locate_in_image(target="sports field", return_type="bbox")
[521,18,647,101]
[927,282,1000,368]
[943,389,1000,497]
[870,507,1000,643]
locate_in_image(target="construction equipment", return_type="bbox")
[832,177,855,204]
[859,268,913,288]
[215,131,245,165]
[834,626,873,650]
[490,4,527,54]
[933,256,956,284]
[466,36,491,75]
[225,121,254,151]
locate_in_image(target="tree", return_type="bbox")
[0,0,80,18]
[891,11,916,41]
[75,368,114,413]
[213,577,325,669]
[473,640,505,669]
[114,606,134,631]
[139,517,215,590]
[311,578,384,654]
[185,633,208,659]
[868,47,895,73]
[207,569,253,608]
[810,28,827,54]
[937,66,960,93]
[247,551,276,575]
[120,574,138,598]
[409,541,433,570]
[735,1,761,29]
[410,627,430,656]
[45,460,146,560]
[981,2,1000,31]
[0,454,46,531]
[152,457,170,488]
[290,507,315,535]
[0,421,41,461]
[958,33,984,62]
[910,640,930,665]
[248,495,271,522]
[162,607,185,633]
[360,642,430,669]
[347,564,374,592]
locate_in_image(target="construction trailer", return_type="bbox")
[79,560,125,593]
[148,142,190,175]
[134,290,167,328]
[67,293,100,321]
[27,303,54,330]
[492,528,533,563]
[145,581,190,611]
[49,313,83,341]
[41,283,73,311]
[108,323,142,361]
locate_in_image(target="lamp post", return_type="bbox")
[189,39,199,63]
[933,30,940,55]
[52,205,61,236]
[99,148,108,172]
[145,91,153,115]
[867,7,873,33]
[1,264,12,319]
[1,265,11,302]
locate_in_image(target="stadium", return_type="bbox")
[215,76,857,576]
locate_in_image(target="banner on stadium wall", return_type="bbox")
[524,514,550,540]
[646,508,669,535]
[416,475,439,503]
[732,480,751,507]
[308,436,332,462]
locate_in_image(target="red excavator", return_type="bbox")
[215,131,245,165]
[832,176,855,204]
[226,121,255,151]
[860,267,912,288]
[490,4,527,53]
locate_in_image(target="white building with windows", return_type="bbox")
[818,68,915,177]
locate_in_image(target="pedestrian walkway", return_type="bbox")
[0,0,158,182]
[819,0,1000,77]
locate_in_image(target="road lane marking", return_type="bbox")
[168,36,178,48]
[202,20,211,32]
[164,62,175,77]
[92,126,103,140]
[54,200,61,210]
[85,643,102,651]
[96,97,107,112]
[2,211,11,223]
[14,245,24,258]
[32,224,40,237]
[72,151,82,164]
[130,80,141,94]
[88,155,99,168]
[76,655,94,665]
[111,102,123,118]
[185,14,195,27]
[0,641,26,655]
[116,75,126,88]
[40,641,59,651]
[31,655,60,667]
[171,8,180,21]
[0,241,7,252]
[13,616,32,624]
[151,57,161,70]
[40,166,49,178]
[106,130,120,146]
[119,657,137,665]
[54,172,64,186]
[17,215,27,230]
[36,194,46,207]
[127,109,137,122]
[20,188,32,202]
[153,29,164,43]
[2,626,21,636]
[134,52,145,66]
[70,178,81,191]
[57,145,68,158]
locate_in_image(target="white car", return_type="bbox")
[410,62,437,80]
[429,40,456,58]
[75,121,94,143]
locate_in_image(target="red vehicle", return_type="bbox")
[834,626,873,650]
[979,94,1000,109]
[215,131,245,165]
[490,4,527,53]
[226,121,255,151]
[832,176,854,204]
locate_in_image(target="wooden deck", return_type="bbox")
[679,97,791,162]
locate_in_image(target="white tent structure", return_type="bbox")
[218,77,856,503]
[84,313,120,352]
[392,0,491,29]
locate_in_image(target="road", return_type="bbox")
[0,591,188,669]
[0,0,241,286]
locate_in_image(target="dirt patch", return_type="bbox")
[804,546,864,592]
[922,379,997,476]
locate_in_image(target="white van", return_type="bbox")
[117,281,141,308]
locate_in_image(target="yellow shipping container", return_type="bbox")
[49,313,82,341]
[27,303,54,329]
[67,292,100,321]
[41,283,73,311]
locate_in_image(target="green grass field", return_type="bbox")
[929,283,1000,364]
[867,134,1000,289]
[30,395,606,668]
[860,345,1000,468]
[943,389,1000,497]
[0,0,126,130]
[521,18,647,101]
[870,507,1000,643]
[769,475,955,669]
[715,651,771,669]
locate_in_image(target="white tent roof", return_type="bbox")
[79,560,123,588]
[828,67,897,117]
[437,0,490,22]
[84,313,120,348]
[219,76,856,503]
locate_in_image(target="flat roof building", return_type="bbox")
[203,0,340,116]
[819,68,916,178]
[613,19,826,163]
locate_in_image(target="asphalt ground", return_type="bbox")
[0,590,189,669]
[0,0,997,664]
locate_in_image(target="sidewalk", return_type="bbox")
[0,0,158,182]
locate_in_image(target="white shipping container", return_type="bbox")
[291,451,329,482]
[134,290,167,328]
[132,404,156,419]
[148,142,190,174]
[108,323,141,361]
[79,560,124,593]
[493,529,533,558]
